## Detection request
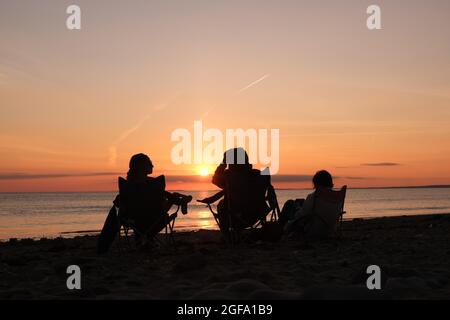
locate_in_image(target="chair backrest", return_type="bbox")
[311,185,347,233]
[118,175,166,231]
[224,169,271,227]
[315,185,346,206]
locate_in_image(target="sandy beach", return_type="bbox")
[1,214,449,300]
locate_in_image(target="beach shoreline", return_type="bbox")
[1,214,449,300]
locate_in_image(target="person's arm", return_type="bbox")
[198,190,225,204]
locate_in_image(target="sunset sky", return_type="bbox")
[1,0,450,192]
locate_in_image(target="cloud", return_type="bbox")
[361,162,401,167]
[0,172,120,180]
[165,174,368,184]
[343,176,368,180]
[165,175,211,183]
[165,174,315,184]
[271,175,312,183]
[0,172,370,185]
[272,175,368,182]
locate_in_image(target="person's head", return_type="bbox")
[223,148,251,171]
[127,153,153,181]
[312,170,334,189]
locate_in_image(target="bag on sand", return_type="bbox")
[97,206,120,255]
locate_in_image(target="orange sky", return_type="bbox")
[1,1,450,192]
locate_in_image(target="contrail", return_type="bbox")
[236,74,270,95]
[108,93,181,166]
[108,115,150,166]
[113,115,151,146]
[199,74,270,118]
[152,92,181,111]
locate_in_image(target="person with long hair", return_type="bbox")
[98,153,192,253]
[121,153,192,229]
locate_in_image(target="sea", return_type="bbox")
[1,188,449,240]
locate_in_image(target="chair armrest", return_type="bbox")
[197,190,225,205]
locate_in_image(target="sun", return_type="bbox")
[198,166,211,177]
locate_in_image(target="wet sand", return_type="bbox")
[1,214,449,299]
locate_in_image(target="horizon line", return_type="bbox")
[1,184,450,194]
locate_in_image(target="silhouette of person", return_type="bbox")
[282,170,343,239]
[117,153,192,232]
[200,148,271,233]
[98,154,191,253]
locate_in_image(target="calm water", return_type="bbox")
[0,188,449,240]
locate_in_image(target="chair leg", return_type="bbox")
[336,215,344,239]
[125,228,132,248]
[116,228,122,254]
[169,220,176,246]
[117,226,131,254]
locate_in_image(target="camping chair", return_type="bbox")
[117,205,180,250]
[312,185,347,238]
[199,171,280,244]
[337,185,347,236]
[116,176,181,250]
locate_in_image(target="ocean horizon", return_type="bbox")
[1,187,450,241]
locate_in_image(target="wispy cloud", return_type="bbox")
[0,172,370,183]
[272,174,368,182]
[0,48,53,86]
[165,174,368,184]
[235,74,270,95]
[361,163,401,167]
[0,172,120,180]
[271,174,312,183]
[167,174,313,184]
[0,144,69,156]
[344,176,368,180]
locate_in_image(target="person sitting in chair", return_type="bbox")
[199,148,271,234]
[118,154,192,237]
[281,170,345,239]
[97,153,192,253]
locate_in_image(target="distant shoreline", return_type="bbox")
[1,184,450,194]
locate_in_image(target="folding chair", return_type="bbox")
[117,206,180,251]
[116,176,181,251]
[336,185,347,236]
[199,170,280,245]
[312,185,347,238]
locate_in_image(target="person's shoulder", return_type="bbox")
[306,192,316,201]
